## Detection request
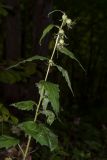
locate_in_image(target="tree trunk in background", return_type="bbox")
[5,0,21,60]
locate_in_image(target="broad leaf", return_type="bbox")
[59,47,85,71]
[7,55,48,69]
[39,81,60,115]
[39,24,54,45]
[42,110,55,125]
[0,135,19,149]
[11,100,36,111]
[19,121,58,151]
[54,64,74,96]
[42,97,50,111]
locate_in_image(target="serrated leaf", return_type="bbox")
[0,135,19,149]
[59,47,85,71]
[36,82,44,97]
[54,64,74,96]
[45,110,55,125]
[7,55,48,69]
[39,81,60,115]
[11,100,36,111]
[42,97,50,111]
[39,24,54,45]
[42,110,55,125]
[19,121,58,151]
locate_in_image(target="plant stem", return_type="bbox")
[18,144,24,157]
[22,20,64,160]
[23,136,31,160]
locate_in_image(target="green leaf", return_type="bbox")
[39,81,60,115]
[10,115,19,124]
[59,47,85,71]
[54,64,74,96]
[46,110,55,125]
[39,24,55,45]
[42,97,50,111]
[25,55,48,62]
[11,100,36,111]
[0,5,8,16]
[7,55,48,69]
[0,70,19,84]
[0,104,10,121]
[0,135,19,149]
[42,110,55,125]
[19,121,58,151]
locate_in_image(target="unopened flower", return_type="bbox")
[59,39,64,45]
[57,38,65,50]
[62,13,68,26]
[62,14,68,21]
[66,18,72,29]
[59,29,64,35]
[49,59,53,66]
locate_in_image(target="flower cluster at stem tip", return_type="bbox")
[57,13,75,50]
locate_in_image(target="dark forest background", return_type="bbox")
[0,0,107,159]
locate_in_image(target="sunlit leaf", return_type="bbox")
[39,81,60,115]
[11,100,36,111]
[0,135,19,149]
[59,47,85,71]
[39,24,55,45]
[54,64,74,95]
[19,121,58,151]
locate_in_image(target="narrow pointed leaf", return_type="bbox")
[7,55,48,69]
[39,81,60,114]
[59,47,85,71]
[19,121,58,151]
[39,24,54,45]
[25,55,48,62]
[11,100,36,111]
[54,64,74,96]
[0,135,19,149]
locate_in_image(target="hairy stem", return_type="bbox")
[22,20,64,160]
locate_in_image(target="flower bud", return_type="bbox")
[62,14,67,21]
[66,18,72,25]
[49,59,53,66]
[59,39,64,45]
[59,29,64,35]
